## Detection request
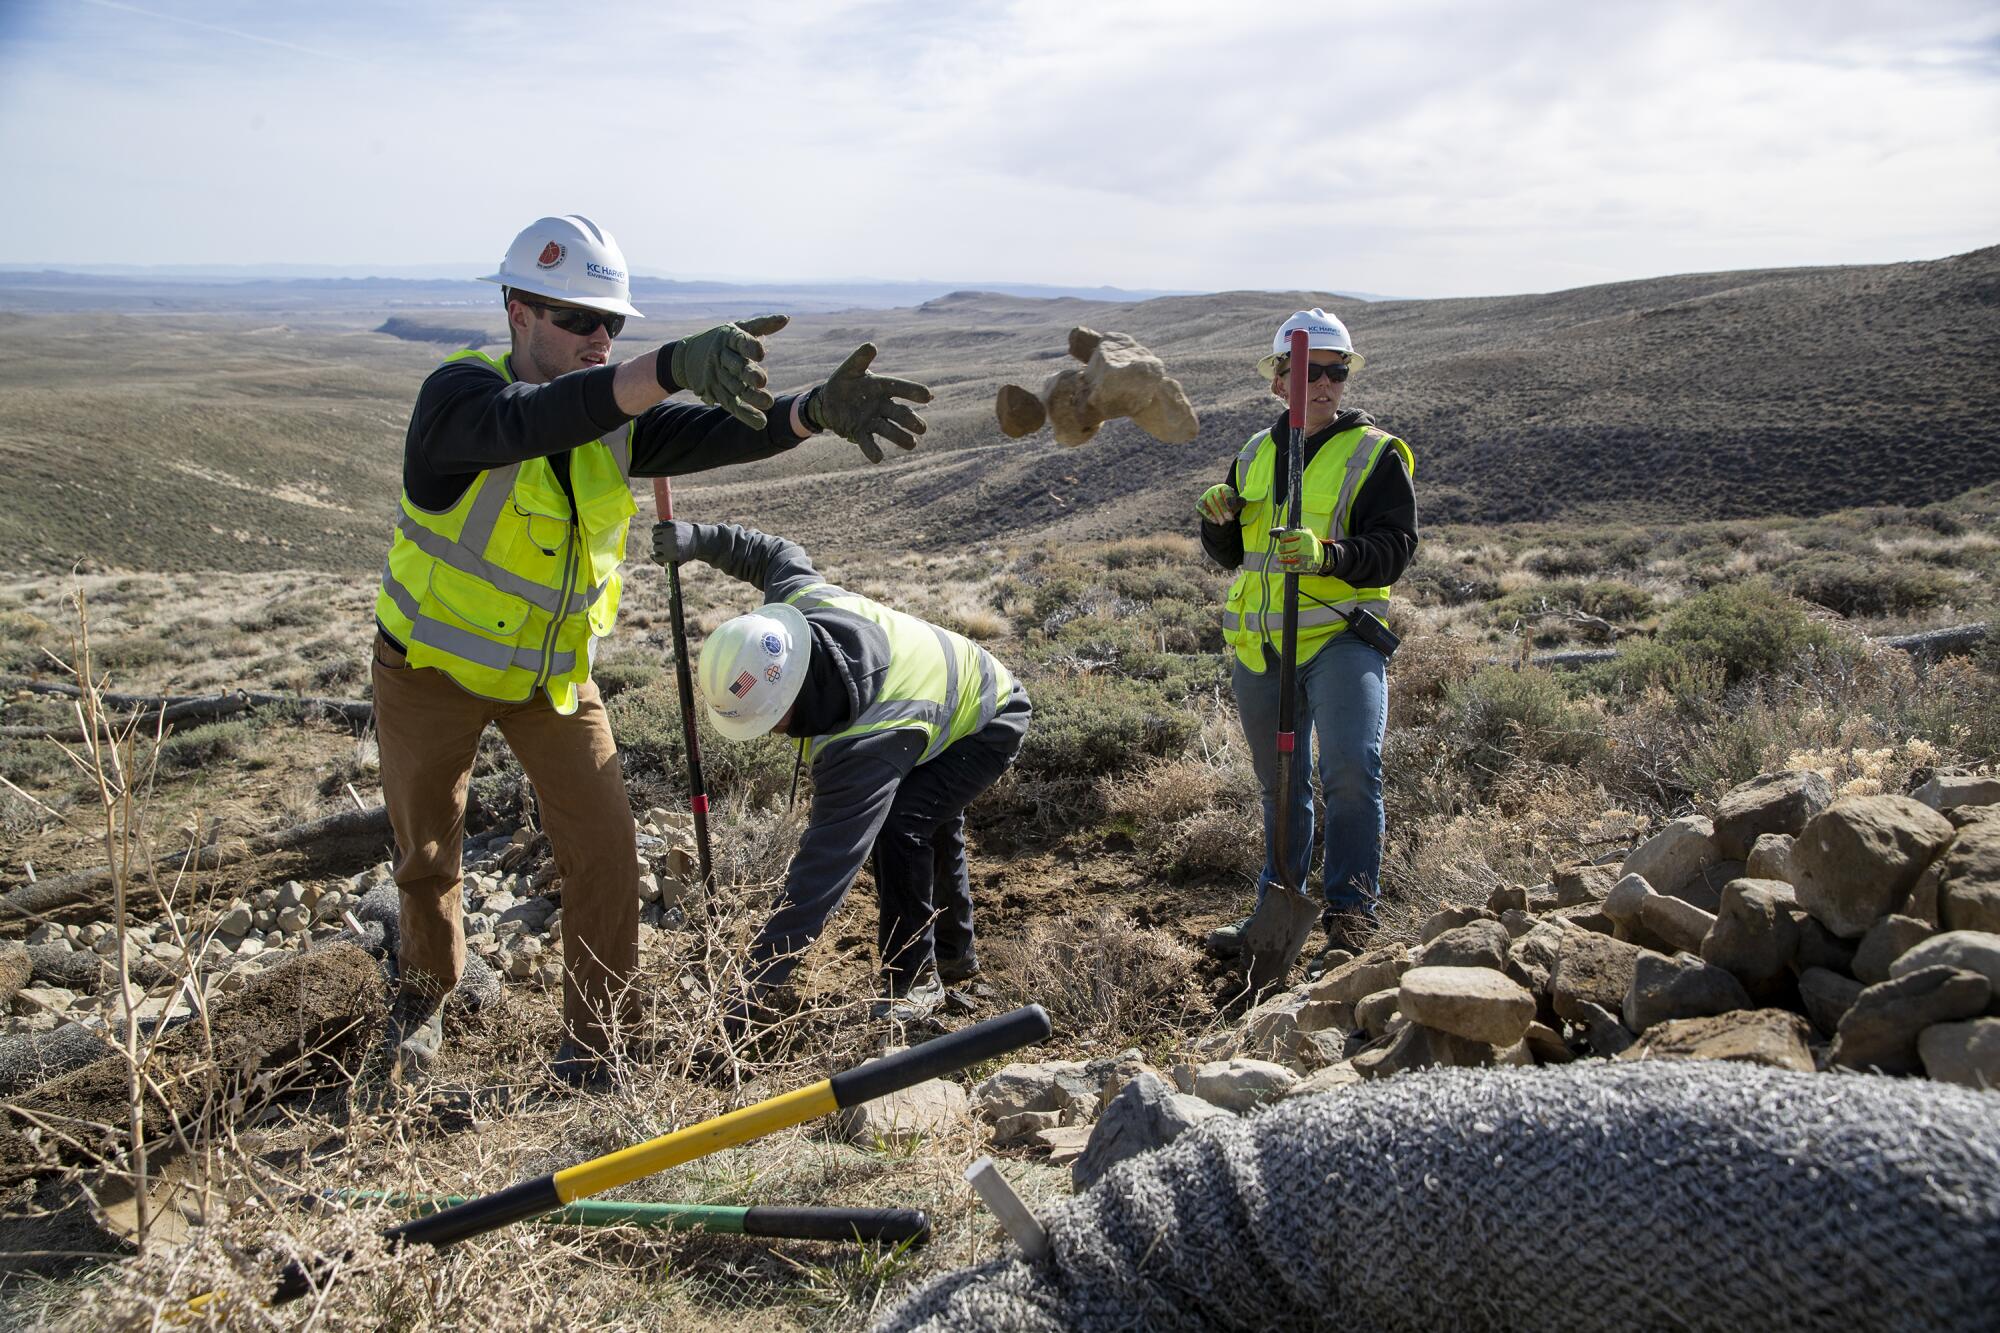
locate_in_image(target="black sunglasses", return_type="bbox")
[1276,358,1350,383]
[516,296,625,339]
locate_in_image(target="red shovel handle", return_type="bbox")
[1286,328,1310,436]
[652,476,673,520]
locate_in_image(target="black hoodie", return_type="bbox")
[1197,407,1419,588]
[678,522,1030,991]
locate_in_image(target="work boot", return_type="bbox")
[1203,916,1252,959]
[549,1039,615,1092]
[1303,912,1378,977]
[385,994,444,1085]
[870,970,945,1024]
[936,950,981,984]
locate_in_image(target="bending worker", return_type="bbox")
[1197,308,1417,967]
[650,520,1031,1027]
[374,215,931,1085]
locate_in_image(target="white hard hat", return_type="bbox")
[479,215,644,318]
[1255,307,1363,380]
[698,604,811,740]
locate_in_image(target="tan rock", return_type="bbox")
[1638,895,1717,955]
[1745,833,1795,883]
[1937,819,2000,934]
[1918,1018,2000,1089]
[1303,944,1411,1007]
[838,1077,969,1147]
[1550,930,1649,1024]
[1041,367,1103,447]
[1620,817,1720,907]
[1852,915,1935,985]
[1398,966,1536,1046]
[1620,1008,1814,1072]
[1711,770,1833,860]
[1792,796,1956,938]
[1129,377,1200,443]
[995,383,1046,438]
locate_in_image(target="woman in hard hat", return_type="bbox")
[651,520,1031,1030]
[1196,308,1419,967]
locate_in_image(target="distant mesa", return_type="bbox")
[377,317,491,347]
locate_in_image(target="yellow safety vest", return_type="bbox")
[374,348,636,714]
[782,582,1016,764]
[1222,423,1416,672]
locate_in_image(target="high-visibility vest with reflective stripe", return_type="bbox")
[1222,423,1415,673]
[374,348,636,714]
[783,582,1015,765]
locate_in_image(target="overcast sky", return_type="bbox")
[1,0,1995,298]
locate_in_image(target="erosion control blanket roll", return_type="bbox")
[877,1061,2000,1332]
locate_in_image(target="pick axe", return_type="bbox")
[1240,328,1321,996]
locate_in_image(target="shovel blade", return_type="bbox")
[1241,886,1320,996]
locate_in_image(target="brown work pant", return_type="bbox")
[371,633,638,1053]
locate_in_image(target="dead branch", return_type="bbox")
[0,676,372,731]
[0,805,392,930]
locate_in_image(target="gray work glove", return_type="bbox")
[671,314,789,429]
[805,343,933,463]
[650,519,700,568]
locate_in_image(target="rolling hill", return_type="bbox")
[0,246,1994,576]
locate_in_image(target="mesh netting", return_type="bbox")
[876,1060,2000,1333]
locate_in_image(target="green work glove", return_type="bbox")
[649,519,700,568]
[1270,526,1329,573]
[1198,483,1245,525]
[671,314,790,430]
[805,344,933,463]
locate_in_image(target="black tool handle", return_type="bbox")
[830,1004,1051,1107]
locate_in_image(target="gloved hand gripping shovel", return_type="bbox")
[1242,329,1320,996]
[653,476,715,919]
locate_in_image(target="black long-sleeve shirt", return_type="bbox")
[1198,407,1419,587]
[401,353,807,512]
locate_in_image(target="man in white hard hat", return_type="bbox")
[1196,308,1418,969]
[373,215,934,1086]
[649,520,1031,1029]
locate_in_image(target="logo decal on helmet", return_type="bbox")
[536,241,566,269]
[729,670,757,699]
[764,663,783,683]
[586,261,625,283]
[761,633,782,656]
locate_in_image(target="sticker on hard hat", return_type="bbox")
[761,633,783,656]
[536,242,566,269]
[586,261,625,282]
[764,663,783,683]
[729,670,757,699]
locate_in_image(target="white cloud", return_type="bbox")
[0,0,1993,295]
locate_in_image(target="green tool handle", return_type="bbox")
[339,1191,932,1244]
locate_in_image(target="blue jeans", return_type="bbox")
[1231,632,1387,918]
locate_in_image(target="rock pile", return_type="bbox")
[994,328,1199,447]
[966,767,1999,1192]
[0,806,705,1087]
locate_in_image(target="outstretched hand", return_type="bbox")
[672,314,790,429]
[807,343,933,463]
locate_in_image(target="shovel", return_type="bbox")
[1241,328,1318,996]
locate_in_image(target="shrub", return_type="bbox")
[1784,554,1957,619]
[592,657,666,701]
[1438,666,1606,786]
[1601,579,1840,689]
[983,910,1200,1042]
[157,719,257,771]
[610,681,799,806]
[1001,672,1200,826]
